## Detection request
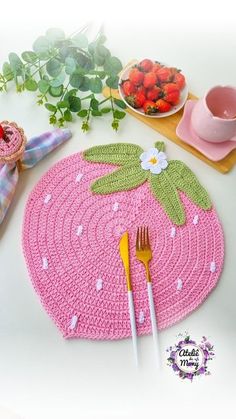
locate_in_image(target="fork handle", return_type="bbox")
[128,290,139,366]
[147,282,161,368]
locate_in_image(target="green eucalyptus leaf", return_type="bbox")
[65,57,77,75]
[150,171,185,226]
[33,36,51,59]
[49,72,66,87]
[64,109,72,121]
[90,98,99,110]
[46,58,63,78]
[94,54,105,66]
[91,110,102,116]
[49,85,63,97]
[38,79,49,93]
[88,41,96,54]
[77,109,88,117]
[46,28,65,43]
[8,52,23,74]
[78,76,90,91]
[89,77,103,93]
[94,46,111,66]
[96,45,110,58]
[45,103,57,112]
[25,78,38,91]
[101,107,111,114]
[57,100,68,108]
[106,75,119,89]
[64,88,77,100]
[114,98,127,109]
[167,161,212,210]
[68,95,81,112]
[90,163,148,194]
[2,62,14,81]
[69,73,84,88]
[97,34,107,44]
[113,109,126,120]
[84,143,143,165]
[71,33,88,48]
[104,56,123,75]
[74,52,93,71]
[21,51,38,63]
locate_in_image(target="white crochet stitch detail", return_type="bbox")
[42,257,48,270]
[96,278,103,292]
[69,315,78,330]
[76,225,83,236]
[171,227,176,238]
[193,215,199,225]
[210,261,216,273]
[112,202,119,212]
[44,194,51,204]
[76,173,83,183]
[138,310,145,324]
[177,278,183,291]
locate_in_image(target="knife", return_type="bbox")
[119,231,138,366]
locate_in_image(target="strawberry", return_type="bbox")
[162,83,180,105]
[138,59,153,72]
[129,68,144,86]
[0,124,4,139]
[146,86,161,101]
[143,72,157,89]
[136,85,147,96]
[169,67,179,75]
[156,67,173,83]
[152,62,163,74]
[122,80,136,96]
[173,72,185,89]
[156,99,172,113]
[125,92,146,108]
[143,100,157,115]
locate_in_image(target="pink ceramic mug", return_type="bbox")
[191,86,236,143]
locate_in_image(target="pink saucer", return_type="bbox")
[176,100,236,161]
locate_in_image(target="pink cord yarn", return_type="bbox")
[22,152,224,339]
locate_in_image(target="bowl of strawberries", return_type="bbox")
[119,59,188,118]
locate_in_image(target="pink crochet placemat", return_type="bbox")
[22,142,224,339]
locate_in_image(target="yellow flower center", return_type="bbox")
[149,157,158,165]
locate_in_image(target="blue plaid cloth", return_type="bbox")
[0,128,71,225]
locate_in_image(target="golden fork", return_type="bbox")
[136,226,160,367]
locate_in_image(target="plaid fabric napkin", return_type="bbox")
[0,128,71,225]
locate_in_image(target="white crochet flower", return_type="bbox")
[140,148,168,174]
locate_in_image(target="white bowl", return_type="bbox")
[118,61,189,118]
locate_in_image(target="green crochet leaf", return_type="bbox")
[154,141,165,152]
[150,171,186,225]
[83,143,143,165]
[91,163,148,194]
[167,161,212,210]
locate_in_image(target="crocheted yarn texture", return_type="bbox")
[22,143,224,339]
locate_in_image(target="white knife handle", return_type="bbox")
[147,282,160,368]
[128,290,138,366]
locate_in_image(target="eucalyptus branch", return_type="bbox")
[0,26,126,132]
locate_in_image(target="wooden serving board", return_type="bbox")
[103,79,236,174]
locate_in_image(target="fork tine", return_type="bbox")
[140,226,143,250]
[136,227,140,250]
[146,226,150,247]
[144,226,147,248]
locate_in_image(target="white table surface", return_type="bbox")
[0,3,236,418]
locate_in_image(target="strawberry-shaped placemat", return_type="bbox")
[22,141,224,339]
